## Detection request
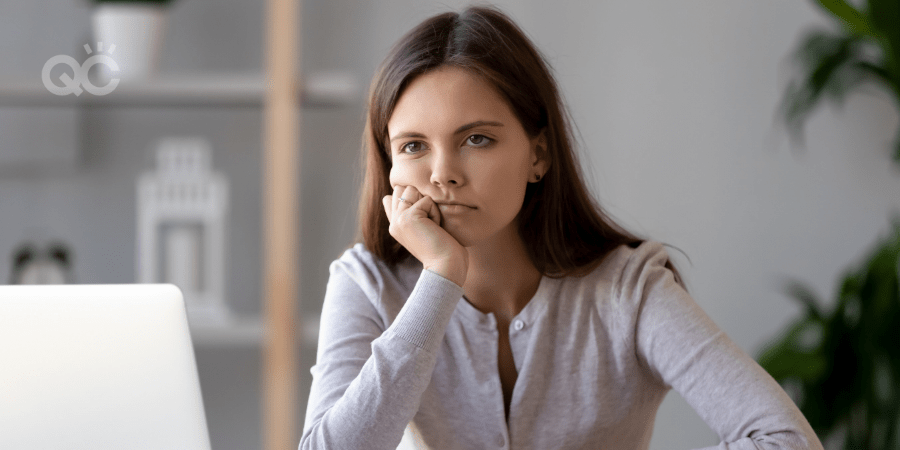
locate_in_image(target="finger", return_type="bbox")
[408,194,432,218]
[401,185,420,207]
[396,187,417,214]
[382,195,392,223]
[392,185,403,211]
[427,197,442,227]
[417,194,437,222]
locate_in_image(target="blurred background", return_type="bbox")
[0,0,897,449]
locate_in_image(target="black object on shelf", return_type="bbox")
[9,241,74,284]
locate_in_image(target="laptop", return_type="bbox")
[0,284,211,450]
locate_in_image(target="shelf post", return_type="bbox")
[263,0,300,448]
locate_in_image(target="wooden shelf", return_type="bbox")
[0,72,357,108]
[2,0,309,447]
[189,313,320,348]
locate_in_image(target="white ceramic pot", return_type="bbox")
[91,3,167,81]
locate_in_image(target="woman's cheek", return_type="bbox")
[389,163,413,187]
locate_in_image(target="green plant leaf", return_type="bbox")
[866,0,900,111]
[859,242,899,321]
[894,130,900,165]
[779,30,863,146]
[868,0,900,48]
[761,349,828,382]
[814,0,877,36]
[783,279,825,320]
[758,317,827,381]
[778,1,900,166]
[764,220,900,448]
[854,60,894,85]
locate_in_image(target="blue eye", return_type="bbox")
[467,135,492,147]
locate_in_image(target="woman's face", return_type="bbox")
[387,65,547,247]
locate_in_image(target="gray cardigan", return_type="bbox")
[300,240,823,450]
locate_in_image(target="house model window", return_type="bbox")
[136,137,230,324]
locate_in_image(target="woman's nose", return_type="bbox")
[429,148,464,187]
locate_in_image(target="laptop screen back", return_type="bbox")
[0,284,211,450]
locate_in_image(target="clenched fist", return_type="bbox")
[382,185,468,287]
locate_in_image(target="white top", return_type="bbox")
[301,240,822,450]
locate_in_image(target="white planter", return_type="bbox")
[91,4,167,81]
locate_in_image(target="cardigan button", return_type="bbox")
[513,319,524,331]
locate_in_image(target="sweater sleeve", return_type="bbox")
[299,256,464,450]
[623,242,823,450]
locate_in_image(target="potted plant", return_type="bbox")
[757,221,900,448]
[777,0,899,161]
[760,0,900,448]
[90,0,176,81]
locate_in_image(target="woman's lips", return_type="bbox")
[436,203,475,214]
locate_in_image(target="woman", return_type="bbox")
[301,5,822,450]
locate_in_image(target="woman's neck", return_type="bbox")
[462,224,542,318]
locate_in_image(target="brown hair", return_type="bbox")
[355,5,684,284]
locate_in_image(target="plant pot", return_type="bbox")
[91,3,167,82]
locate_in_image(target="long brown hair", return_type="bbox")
[355,5,684,284]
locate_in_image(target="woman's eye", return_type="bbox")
[466,134,492,147]
[400,141,423,154]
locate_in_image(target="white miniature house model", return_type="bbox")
[137,137,230,324]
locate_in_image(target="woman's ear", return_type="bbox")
[530,129,550,177]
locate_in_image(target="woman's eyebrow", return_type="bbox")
[389,120,505,142]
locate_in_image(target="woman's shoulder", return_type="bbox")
[583,239,669,275]
[577,239,682,305]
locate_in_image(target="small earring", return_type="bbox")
[534,174,542,182]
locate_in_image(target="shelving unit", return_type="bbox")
[189,313,320,348]
[262,0,301,449]
[0,72,353,108]
[1,1,350,448]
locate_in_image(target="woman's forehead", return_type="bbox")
[387,66,516,136]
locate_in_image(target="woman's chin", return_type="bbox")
[443,225,478,248]
[442,217,514,249]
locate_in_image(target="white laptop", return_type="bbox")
[0,284,211,450]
